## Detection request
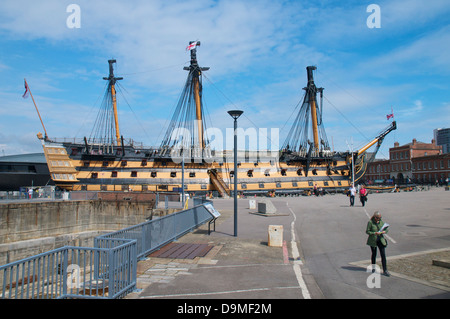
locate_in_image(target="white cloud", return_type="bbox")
[360,25,450,78]
[382,0,450,30]
[0,1,305,89]
[0,0,448,157]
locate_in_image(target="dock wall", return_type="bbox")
[0,199,176,265]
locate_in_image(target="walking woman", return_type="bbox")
[360,186,368,207]
[366,211,390,276]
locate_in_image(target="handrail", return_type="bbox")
[0,202,218,299]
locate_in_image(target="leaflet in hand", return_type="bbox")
[379,223,389,232]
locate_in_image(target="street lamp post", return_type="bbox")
[228,110,243,237]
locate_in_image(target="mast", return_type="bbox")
[160,41,210,155]
[183,41,210,149]
[194,77,203,148]
[281,66,330,156]
[306,66,320,151]
[103,59,123,146]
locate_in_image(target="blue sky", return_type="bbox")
[0,0,449,159]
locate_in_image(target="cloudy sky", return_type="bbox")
[0,0,449,158]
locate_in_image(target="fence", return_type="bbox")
[0,198,216,299]
[97,201,214,260]
[0,187,70,201]
[0,239,136,299]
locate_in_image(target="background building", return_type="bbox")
[366,137,449,185]
[0,153,53,191]
[434,128,450,154]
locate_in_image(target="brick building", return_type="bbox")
[366,138,450,185]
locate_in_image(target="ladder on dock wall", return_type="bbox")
[208,169,230,198]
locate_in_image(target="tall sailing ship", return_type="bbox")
[36,41,396,196]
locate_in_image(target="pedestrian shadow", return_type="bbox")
[341,265,366,272]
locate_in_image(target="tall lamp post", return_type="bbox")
[228,110,243,237]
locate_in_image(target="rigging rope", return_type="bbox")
[202,73,280,151]
[116,62,189,76]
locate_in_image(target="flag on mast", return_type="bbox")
[386,107,394,120]
[186,41,198,51]
[22,80,30,99]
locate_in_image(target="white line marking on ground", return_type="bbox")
[288,205,311,299]
[140,286,301,299]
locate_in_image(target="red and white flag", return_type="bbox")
[386,107,394,120]
[22,80,30,99]
[186,41,198,51]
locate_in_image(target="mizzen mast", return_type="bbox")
[281,66,330,157]
[306,66,322,151]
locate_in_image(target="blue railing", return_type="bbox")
[0,199,216,299]
[95,202,214,260]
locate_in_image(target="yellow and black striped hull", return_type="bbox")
[40,140,353,195]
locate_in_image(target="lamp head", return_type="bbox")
[227,110,243,119]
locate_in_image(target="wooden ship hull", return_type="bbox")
[38,140,351,195]
[35,42,396,196]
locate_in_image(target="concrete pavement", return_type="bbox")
[126,188,450,300]
[126,197,321,299]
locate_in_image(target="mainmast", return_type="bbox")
[160,41,210,156]
[183,41,210,149]
[103,59,123,146]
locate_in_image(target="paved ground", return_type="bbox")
[126,187,450,302]
[351,248,450,291]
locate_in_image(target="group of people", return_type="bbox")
[313,183,325,196]
[348,184,368,207]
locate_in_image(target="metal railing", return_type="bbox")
[0,239,136,299]
[0,200,216,299]
[0,186,71,202]
[0,240,136,299]
[96,200,214,260]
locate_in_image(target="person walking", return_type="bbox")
[366,211,390,276]
[349,185,356,206]
[359,186,368,207]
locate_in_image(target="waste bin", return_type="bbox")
[268,225,283,247]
